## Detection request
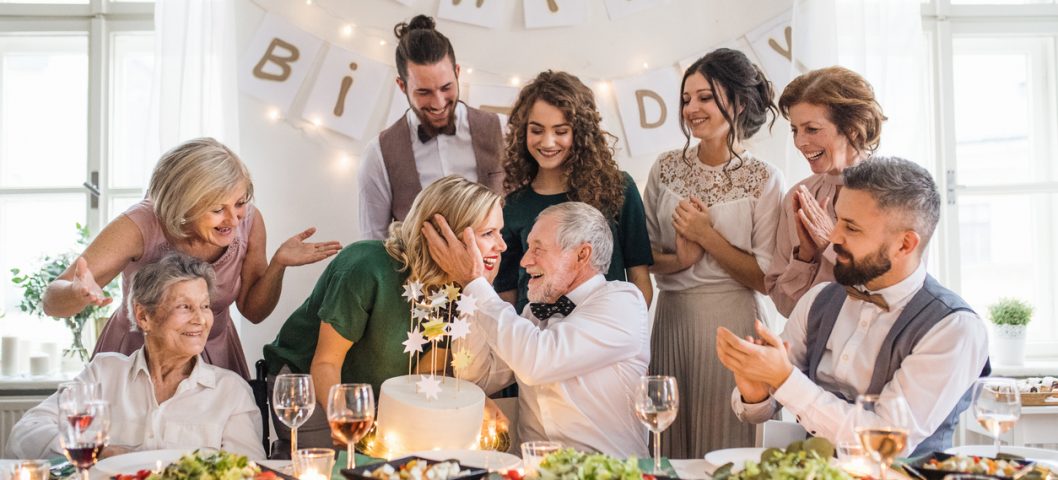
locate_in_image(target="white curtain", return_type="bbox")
[149,0,240,156]
[784,0,930,180]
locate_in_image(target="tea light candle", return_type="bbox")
[298,469,327,480]
[9,460,50,480]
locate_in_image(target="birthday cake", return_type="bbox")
[374,374,485,455]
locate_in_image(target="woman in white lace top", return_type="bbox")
[643,48,784,457]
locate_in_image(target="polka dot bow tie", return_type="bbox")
[529,296,576,320]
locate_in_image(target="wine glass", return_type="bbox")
[273,374,316,461]
[57,381,100,412]
[59,400,110,480]
[855,394,912,480]
[972,377,1021,458]
[633,375,678,474]
[327,383,374,469]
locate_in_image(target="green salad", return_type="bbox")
[712,439,852,480]
[536,448,643,480]
[144,450,263,480]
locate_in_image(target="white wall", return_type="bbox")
[234,0,799,369]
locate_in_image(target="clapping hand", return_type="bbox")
[70,257,113,308]
[795,185,834,253]
[673,196,713,245]
[716,320,794,401]
[273,227,342,267]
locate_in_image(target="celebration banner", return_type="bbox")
[523,0,588,29]
[746,10,802,91]
[239,14,324,112]
[302,45,392,140]
[611,67,683,157]
[436,0,506,28]
[239,8,803,157]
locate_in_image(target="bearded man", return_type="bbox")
[716,157,989,457]
[358,14,504,240]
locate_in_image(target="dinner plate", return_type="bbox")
[91,449,186,477]
[409,449,521,471]
[703,447,766,474]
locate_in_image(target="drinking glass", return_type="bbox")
[633,375,679,474]
[59,400,110,480]
[520,441,562,477]
[273,374,316,461]
[293,448,335,479]
[57,381,100,412]
[854,394,912,480]
[327,383,374,469]
[972,377,1021,457]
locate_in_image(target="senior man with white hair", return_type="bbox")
[423,201,650,458]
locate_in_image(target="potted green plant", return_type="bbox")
[988,297,1034,366]
[9,223,120,363]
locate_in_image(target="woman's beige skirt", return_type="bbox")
[649,284,761,459]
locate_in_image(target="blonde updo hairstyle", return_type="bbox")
[384,176,502,288]
[148,138,255,240]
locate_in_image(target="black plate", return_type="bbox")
[341,456,488,480]
[906,452,1035,480]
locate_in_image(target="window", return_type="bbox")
[0,1,153,365]
[923,0,1058,358]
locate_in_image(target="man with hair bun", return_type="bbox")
[717,157,990,457]
[358,14,505,240]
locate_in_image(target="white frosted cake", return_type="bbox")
[375,375,485,455]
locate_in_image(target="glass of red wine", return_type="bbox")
[59,400,110,480]
[327,383,375,469]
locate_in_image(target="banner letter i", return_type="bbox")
[333,62,358,117]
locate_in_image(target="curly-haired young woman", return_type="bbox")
[494,70,653,312]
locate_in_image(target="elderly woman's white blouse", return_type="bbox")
[5,348,265,459]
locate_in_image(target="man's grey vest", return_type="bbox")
[378,103,505,222]
[804,275,990,457]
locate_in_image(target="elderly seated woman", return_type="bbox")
[5,253,265,459]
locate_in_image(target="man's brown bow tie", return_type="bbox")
[417,123,456,143]
[844,286,890,312]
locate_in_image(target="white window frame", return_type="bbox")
[0,0,153,232]
[923,0,1058,358]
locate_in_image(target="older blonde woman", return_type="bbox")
[42,138,341,378]
[7,253,265,459]
[263,175,506,451]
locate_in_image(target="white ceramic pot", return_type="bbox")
[991,324,1027,366]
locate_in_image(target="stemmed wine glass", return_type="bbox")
[633,375,679,475]
[57,381,100,411]
[854,394,912,480]
[972,377,1021,458]
[327,383,375,469]
[59,400,110,480]
[274,374,316,461]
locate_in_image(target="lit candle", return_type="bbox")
[298,469,328,480]
[10,460,49,480]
